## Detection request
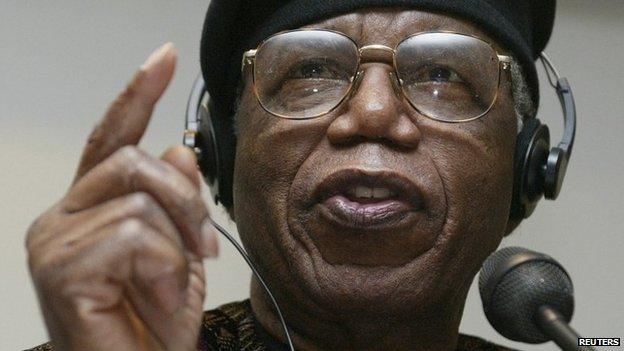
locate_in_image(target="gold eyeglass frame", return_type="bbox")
[241,28,512,123]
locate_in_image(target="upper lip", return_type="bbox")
[312,168,425,208]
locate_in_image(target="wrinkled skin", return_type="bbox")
[25,7,518,351]
[233,9,517,351]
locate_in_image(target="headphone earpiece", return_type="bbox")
[509,54,576,221]
[184,76,235,208]
[206,100,236,208]
[511,118,551,220]
[195,103,219,195]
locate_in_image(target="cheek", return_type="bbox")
[412,127,514,298]
[235,112,325,204]
[232,94,330,247]
[434,136,514,223]
[424,101,517,262]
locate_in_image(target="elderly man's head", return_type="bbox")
[231,6,517,317]
[199,0,555,344]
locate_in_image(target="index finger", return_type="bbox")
[72,42,177,184]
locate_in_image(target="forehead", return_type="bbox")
[301,7,503,51]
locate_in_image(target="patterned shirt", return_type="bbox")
[28,300,518,351]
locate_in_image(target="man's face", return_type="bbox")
[232,8,517,317]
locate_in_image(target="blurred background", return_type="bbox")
[1,1,622,350]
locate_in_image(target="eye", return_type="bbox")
[286,59,345,80]
[427,67,461,83]
[297,63,327,79]
[409,64,464,84]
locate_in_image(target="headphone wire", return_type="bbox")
[209,218,296,351]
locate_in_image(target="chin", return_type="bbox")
[281,205,507,321]
[284,233,463,320]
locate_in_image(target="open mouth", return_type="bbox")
[313,169,425,229]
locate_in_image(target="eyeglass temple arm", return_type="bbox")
[497,55,512,70]
[242,49,257,73]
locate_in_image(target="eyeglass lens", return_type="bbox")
[253,30,501,121]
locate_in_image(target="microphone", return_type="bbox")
[478,247,596,351]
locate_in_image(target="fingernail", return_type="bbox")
[200,219,219,258]
[141,42,174,70]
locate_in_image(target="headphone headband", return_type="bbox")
[539,53,576,199]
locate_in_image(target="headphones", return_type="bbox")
[184,53,576,221]
[184,79,236,208]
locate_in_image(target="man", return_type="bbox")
[26,1,555,350]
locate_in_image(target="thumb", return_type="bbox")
[160,145,201,189]
[161,145,219,258]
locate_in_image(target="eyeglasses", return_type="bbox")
[242,29,511,123]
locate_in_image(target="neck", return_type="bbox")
[249,279,466,351]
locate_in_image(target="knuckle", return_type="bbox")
[117,218,150,244]
[127,192,159,216]
[178,188,199,209]
[25,215,46,250]
[24,207,60,251]
[115,145,144,164]
[157,252,187,280]
[110,146,150,183]
[175,187,205,219]
[111,146,152,174]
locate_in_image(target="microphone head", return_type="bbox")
[478,247,574,343]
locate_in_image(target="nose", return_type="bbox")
[326,65,421,149]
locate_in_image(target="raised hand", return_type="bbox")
[26,43,218,351]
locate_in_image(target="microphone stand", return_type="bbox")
[535,306,596,351]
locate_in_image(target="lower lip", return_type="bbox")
[320,195,415,228]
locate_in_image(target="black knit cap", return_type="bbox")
[201,0,556,118]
